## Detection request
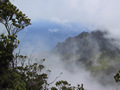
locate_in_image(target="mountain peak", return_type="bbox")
[53,30,120,85]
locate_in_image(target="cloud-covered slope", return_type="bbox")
[54,30,120,85]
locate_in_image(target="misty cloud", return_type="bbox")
[11,0,120,36]
[35,52,117,90]
[48,29,59,32]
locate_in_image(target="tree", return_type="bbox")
[0,0,31,89]
[114,70,120,83]
[0,33,50,89]
[0,34,19,72]
[0,34,20,89]
[13,58,50,90]
[0,1,31,35]
[51,80,84,90]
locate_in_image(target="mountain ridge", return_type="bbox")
[53,30,120,85]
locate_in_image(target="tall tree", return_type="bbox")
[0,1,31,35]
[0,0,31,73]
[0,1,31,89]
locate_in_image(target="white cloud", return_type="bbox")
[48,29,59,32]
[10,0,120,37]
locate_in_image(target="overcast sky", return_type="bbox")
[9,0,120,52]
[11,0,120,29]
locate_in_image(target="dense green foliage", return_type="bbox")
[0,34,18,73]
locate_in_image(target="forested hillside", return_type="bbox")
[54,30,120,85]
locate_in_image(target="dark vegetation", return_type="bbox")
[0,0,85,89]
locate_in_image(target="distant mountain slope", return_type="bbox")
[54,30,120,85]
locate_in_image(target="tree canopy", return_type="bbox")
[0,1,31,35]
